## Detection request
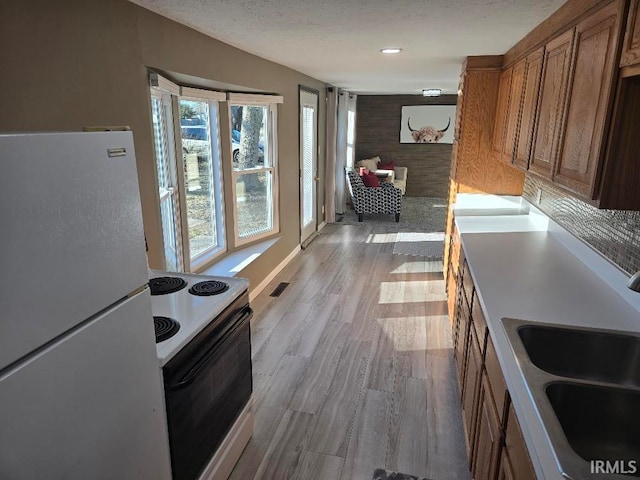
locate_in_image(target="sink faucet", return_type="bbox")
[628,271,640,292]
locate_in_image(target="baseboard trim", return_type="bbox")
[249,246,301,302]
[318,221,327,231]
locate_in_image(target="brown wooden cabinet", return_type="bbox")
[446,225,462,321]
[472,374,502,480]
[621,0,640,67]
[462,326,483,464]
[497,451,515,480]
[485,334,508,424]
[454,287,470,394]
[503,60,526,163]
[451,256,538,480]
[513,48,544,170]
[554,1,622,197]
[504,402,537,480]
[497,0,640,208]
[529,29,574,179]
[492,67,513,159]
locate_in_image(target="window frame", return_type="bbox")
[149,74,227,272]
[178,94,227,271]
[149,85,184,272]
[228,98,281,246]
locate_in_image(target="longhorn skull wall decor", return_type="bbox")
[400,105,456,144]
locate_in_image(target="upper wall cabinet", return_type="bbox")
[492,67,513,160]
[513,49,544,170]
[529,30,574,179]
[493,48,544,171]
[621,0,640,67]
[503,61,526,162]
[497,0,640,209]
[553,1,622,197]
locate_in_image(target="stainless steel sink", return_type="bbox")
[518,324,640,387]
[502,318,640,479]
[546,382,640,468]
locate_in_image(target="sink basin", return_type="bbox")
[546,382,640,474]
[502,318,640,479]
[518,324,640,387]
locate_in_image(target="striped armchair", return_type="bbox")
[346,169,402,222]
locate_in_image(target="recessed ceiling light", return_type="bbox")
[380,48,402,54]
[422,88,442,97]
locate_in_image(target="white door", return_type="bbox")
[300,89,318,243]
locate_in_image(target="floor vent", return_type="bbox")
[270,282,290,297]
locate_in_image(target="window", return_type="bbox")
[228,95,281,244]
[179,97,225,267]
[150,89,183,272]
[149,75,226,272]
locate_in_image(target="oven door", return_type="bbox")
[162,292,252,480]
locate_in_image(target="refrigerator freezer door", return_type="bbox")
[0,132,149,370]
[0,291,171,480]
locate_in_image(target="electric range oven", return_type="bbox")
[148,271,254,480]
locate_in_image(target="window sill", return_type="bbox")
[199,236,280,277]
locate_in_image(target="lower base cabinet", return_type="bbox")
[497,451,515,480]
[472,374,502,479]
[449,254,536,480]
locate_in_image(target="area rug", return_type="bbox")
[372,468,430,480]
[393,231,445,258]
[335,196,447,233]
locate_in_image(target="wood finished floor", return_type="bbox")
[230,224,470,480]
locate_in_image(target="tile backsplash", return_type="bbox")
[523,175,640,275]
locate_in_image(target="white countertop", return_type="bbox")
[452,193,528,216]
[453,194,640,480]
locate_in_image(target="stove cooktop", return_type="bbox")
[148,270,249,365]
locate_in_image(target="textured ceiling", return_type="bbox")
[130,0,566,94]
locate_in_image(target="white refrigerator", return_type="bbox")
[0,132,172,479]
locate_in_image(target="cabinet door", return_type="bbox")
[462,328,482,465]
[454,288,471,393]
[554,1,622,198]
[503,59,526,162]
[492,67,513,155]
[621,0,640,67]
[530,29,574,179]
[497,451,515,480]
[514,48,544,170]
[505,402,537,480]
[485,334,508,425]
[472,374,502,480]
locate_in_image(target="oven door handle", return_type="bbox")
[169,306,253,391]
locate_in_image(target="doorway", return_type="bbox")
[299,87,319,244]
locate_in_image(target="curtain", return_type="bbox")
[324,88,338,223]
[335,91,349,214]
